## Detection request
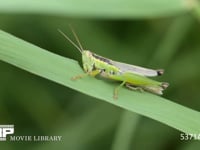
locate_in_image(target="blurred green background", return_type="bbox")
[0,0,200,150]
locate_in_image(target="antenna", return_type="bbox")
[58,29,82,53]
[69,25,84,51]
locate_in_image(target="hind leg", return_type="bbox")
[125,83,144,93]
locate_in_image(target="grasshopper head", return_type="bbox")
[82,50,95,73]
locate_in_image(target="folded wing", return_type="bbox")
[111,61,164,77]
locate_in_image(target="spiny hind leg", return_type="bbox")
[125,83,144,93]
[71,69,101,80]
[113,81,126,99]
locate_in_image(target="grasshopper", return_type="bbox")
[58,28,169,99]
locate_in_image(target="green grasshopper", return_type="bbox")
[58,28,169,99]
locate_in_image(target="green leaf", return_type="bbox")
[0,0,191,18]
[0,29,200,134]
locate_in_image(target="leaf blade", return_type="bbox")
[0,29,200,134]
